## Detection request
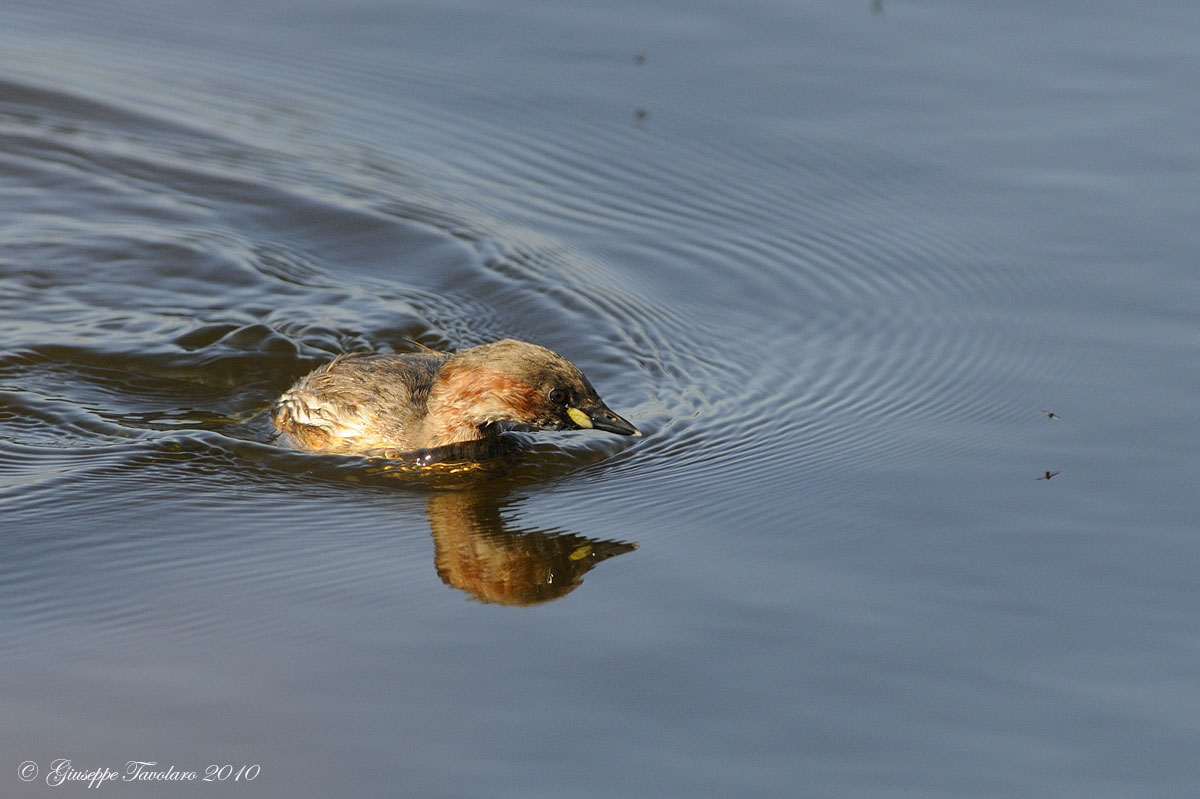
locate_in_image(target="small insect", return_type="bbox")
[1036,470,1060,481]
[1039,409,1061,420]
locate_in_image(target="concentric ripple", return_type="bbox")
[0,17,1065,545]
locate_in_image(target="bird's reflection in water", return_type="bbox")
[426,489,636,606]
[361,436,638,606]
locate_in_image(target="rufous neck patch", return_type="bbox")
[428,364,540,442]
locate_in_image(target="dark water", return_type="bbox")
[3,0,1199,796]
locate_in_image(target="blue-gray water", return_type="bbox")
[3,1,1199,796]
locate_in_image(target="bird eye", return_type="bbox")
[548,387,568,405]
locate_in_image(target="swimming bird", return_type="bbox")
[272,339,640,455]
[1036,470,1060,481]
[1039,409,1061,420]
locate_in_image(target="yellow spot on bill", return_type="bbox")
[567,407,593,428]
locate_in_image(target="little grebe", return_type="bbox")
[272,338,640,455]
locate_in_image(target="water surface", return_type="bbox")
[3,1,1200,796]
